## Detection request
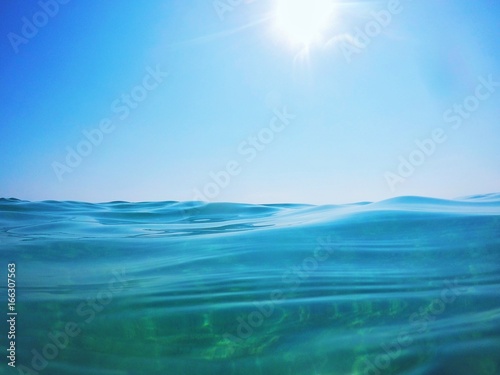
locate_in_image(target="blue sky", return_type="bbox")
[1,0,499,204]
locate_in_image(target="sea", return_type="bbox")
[1,194,499,375]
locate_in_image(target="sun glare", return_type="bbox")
[275,0,336,47]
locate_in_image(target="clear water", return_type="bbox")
[1,194,500,375]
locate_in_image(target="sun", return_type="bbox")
[274,0,336,47]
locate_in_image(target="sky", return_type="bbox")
[0,0,499,204]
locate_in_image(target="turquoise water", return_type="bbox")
[1,194,500,375]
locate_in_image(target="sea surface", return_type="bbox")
[1,194,500,375]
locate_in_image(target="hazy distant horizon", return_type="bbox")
[2,192,500,206]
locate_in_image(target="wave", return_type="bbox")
[1,195,500,374]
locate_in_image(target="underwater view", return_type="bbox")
[1,194,500,375]
[2,0,500,374]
